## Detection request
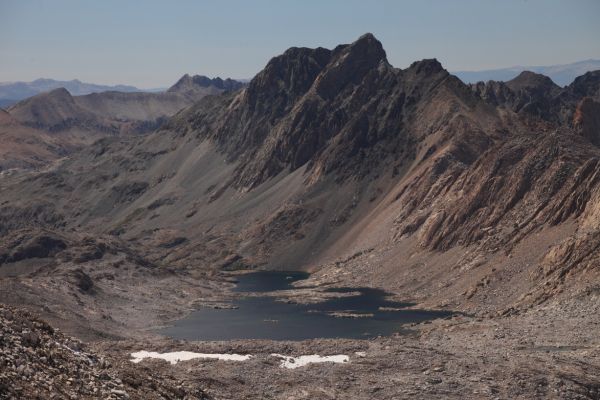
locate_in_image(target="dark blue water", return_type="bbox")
[159,271,451,341]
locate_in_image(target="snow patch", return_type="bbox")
[270,353,349,369]
[130,351,353,368]
[130,351,252,365]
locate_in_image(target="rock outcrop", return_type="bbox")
[574,97,600,145]
[0,303,212,399]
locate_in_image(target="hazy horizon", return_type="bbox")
[1,0,599,88]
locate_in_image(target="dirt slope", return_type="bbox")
[0,109,68,171]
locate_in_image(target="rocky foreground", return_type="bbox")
[2,287,599,400]
[0,304,211,400]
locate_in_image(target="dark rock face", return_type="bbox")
[70,268,95,293]
[109,181,149,204]
[574,97,600,146]
[74,241,108,263]
[470,70,600,125]
[171,33,455,189]
[1,234,67,264]
[160,35,600,306]
[0,204,65,238]
[567,70,600,100]
[218,254,255,271]
[246,46,332,114]
[313,33,387,99]
[159,236,188,248]
[470,71,563,122]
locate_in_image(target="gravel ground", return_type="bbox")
[87,288,600,400]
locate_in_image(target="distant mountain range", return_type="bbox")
[0,78,146,108]
[0,76,243,109]
[453,59,600,86]
[0,74,245,169]
[6,74,244,135]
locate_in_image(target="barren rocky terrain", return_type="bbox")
[1,33,599,399]
[0,75,244,171]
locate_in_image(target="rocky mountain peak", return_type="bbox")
[167,74,244,94]
[339,32,387,64]
[407,58,445,76]
[8,87,76,114]
[506,70,559,92]
[245,33,388,106]
[244,46,332,113]
[45,87,73,99]
[312,33,388,99]
[567,70,600,100]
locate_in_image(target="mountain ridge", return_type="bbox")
[453,58,600,86]
[0,78,142,108]
[5,75,246,149]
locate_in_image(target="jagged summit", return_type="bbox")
[469,68,600,124]
[170,34,470,189]
[245,46,333,113]
[341,32,387,63]
[356,32,378,42]
[246,33,389,105]
[568,70,600,100]
[313,33,388,99]
[574,96,600,145]
[167,74,244,94]
[407,58,446,76]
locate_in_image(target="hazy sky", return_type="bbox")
[1,0,599,88]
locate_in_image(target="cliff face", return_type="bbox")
[167,74,244,98]
[574,97,600,145]
[470,70,600,125]
[169,34,478,190]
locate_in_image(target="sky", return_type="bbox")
[1,0,599,88]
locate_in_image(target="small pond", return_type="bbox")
[159,271,451,341]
